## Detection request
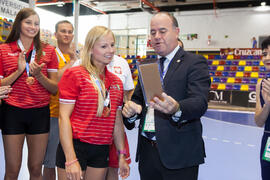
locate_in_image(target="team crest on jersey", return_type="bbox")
[111,84,120,90]
[113,66,122,74]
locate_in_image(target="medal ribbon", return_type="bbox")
[90,74,110,107]
[18,39,36,77]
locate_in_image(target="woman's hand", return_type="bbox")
[65,161,83,180]
[118,155,130,179]
[262,79,270,105]
[17,51,26,74]
[0,85,12,100]
[29,62,45,77]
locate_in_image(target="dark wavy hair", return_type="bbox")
[6,8,42,62]
[262,36,270,50]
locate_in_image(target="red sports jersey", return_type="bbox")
[59,66,123,145]
[0,41,58,108]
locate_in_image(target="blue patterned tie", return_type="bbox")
[159,57,166,75]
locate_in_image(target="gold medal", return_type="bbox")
[103,106,111,117]
[26,77,35,85]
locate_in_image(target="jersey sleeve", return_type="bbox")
[118,79,124,108]
[47,47,58,73]
[59,68,80,104]
[0,47,3,79]
[122,60,134,91]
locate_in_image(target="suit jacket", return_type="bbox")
[125,47,211,169]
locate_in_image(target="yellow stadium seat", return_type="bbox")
[217,66,224,71]
[212,60,219,65]
[244,66,252,71]
[133,80,138,87]
[127,59,132,64]
[133,69,138,75]
[240,84,249,91]
[251,72,259,78]
[227,55,234,60]
[238,61,246,66]
[227,77,235,83]
[203,55,208,59]
[236,72,243,77]
[142,55,147,59]
[260,61,264,66]
[218,84,226,90]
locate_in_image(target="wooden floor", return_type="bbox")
[208,102,255,112]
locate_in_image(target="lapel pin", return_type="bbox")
[177,59,181,63]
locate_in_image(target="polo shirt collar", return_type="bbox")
[10,40,34,56]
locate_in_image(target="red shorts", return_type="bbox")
[109,132,131,168]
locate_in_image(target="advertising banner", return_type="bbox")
[208,90,231,104]
[231,91,256,107]
[0,0,28,19]
[220,48,262,56]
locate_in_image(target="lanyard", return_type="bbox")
[90,74,110,107]
[55,47,67,64]
[18,39,36,77]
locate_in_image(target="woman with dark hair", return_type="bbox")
[255,36,270,180]
[0,8,58,179]
[56,26,129,180]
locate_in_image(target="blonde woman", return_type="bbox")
[56,26,130,180]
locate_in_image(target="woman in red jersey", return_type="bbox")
[56,26,130,180]
[0,8,58,179]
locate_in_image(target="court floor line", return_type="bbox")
[203,116,262,129]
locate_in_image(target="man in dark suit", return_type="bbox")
[122,12,210,180]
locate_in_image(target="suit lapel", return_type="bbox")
[163,48,185,87]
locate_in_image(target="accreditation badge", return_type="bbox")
[262,137,270,162]
[142,107,155,132]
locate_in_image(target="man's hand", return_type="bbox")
[149,92,179,114]
[122,101,142,118]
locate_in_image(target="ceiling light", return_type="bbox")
[57,2,65,7]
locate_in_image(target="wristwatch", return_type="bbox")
[171,105,182,122]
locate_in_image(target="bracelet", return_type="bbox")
[65,158,78,167]
[117,149,127,156]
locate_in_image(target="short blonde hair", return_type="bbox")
[81,26,115,117]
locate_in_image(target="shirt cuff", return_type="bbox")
[127,114,138,123]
